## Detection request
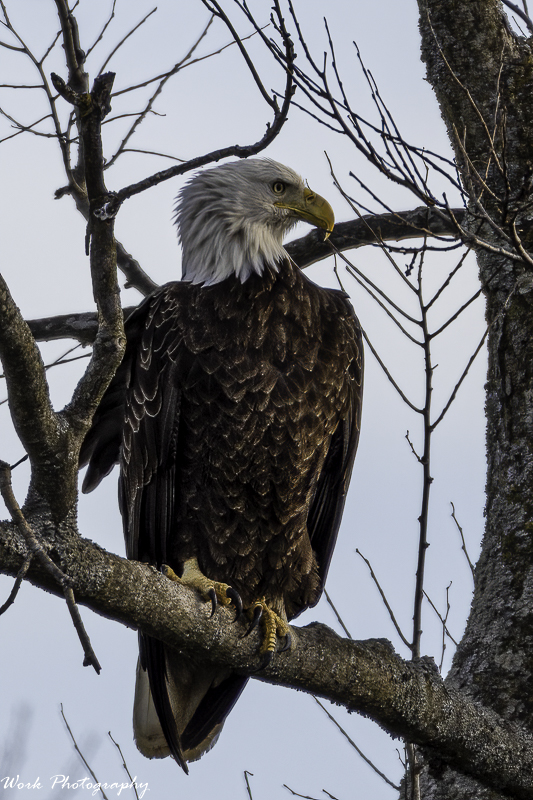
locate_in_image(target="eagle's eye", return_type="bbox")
[272,181,286,194]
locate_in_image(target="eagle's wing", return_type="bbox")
[80,287,185,569]
[79,298,151,493]
[115,287,209,771]
[117,288,185,567]
[81,285,249,771]
[304,296,364,612]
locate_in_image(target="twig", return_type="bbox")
[105,14,215,169]
[405,431,423,463]
[356,549,411,649]
[114,147,184,161]
[501,0,533,33]
[423,586,458,664]
[0,461,101,673]
[60,705,109,800]
[451,502,476,581]
[108,732,140,800]
[0,555,31,616]
[0,342,89,380]
[429,284,484,339]
[283,787,330,800]
[324,589,352,639]
[358,327,422,414]
[313,697,400,790]
[430,325,490,430]
[244,771,254,800]
[86,0,118,57]
[98,7,157,75]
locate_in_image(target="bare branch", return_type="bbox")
[113,2,295,203]
[98,7,157,75]
[324,589,352,639]
[60,705,108,798]
[1,518,532,798]
[0,555,31,616]
[356,549,411,649]
[313,697,400,790]
[108,732,140,800]
[0,462,100,672]
[104,14,214,169]
[451,502,476,582]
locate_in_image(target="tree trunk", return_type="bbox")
[416,2,533,796]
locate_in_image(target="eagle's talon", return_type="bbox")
[226,587,243,620]
[243,604,263,638]
[162,557,238,618]
[208,587,217,617]
[161,563,177,580]
[244,598,292,661]
[259,650,273,669]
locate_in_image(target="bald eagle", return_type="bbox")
[80,159,363,771]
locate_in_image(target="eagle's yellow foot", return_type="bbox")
[162,558,242,619]
[244,597,292,667]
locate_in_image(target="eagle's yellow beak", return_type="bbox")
[275,186,335,239]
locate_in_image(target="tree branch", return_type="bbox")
[51,70,126,439]
[112,2,295,204]
[0,516,531,799]
[24,207,468,345]
[0,272,70,513]
[286,206,467,268]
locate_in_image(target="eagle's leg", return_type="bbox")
[162,558,242,619]
[245,597,292,667]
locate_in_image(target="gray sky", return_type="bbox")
[0,2,489,798]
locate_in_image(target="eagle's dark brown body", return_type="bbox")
[84,259,362,612]
[80,160,363,770]
[120,260,360,614]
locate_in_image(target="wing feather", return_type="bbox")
[304,295,364,609]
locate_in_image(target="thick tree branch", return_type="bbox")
[0,273,70,513]
[414,2,533,797]
[0,517,531,799]
[0,460,101,672]
[24,207,467,344]
[286,205,467,267]
[51,71,125,441]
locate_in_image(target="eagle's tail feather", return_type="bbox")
[133,636,247,771]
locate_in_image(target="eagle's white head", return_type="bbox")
[175,158,334,286]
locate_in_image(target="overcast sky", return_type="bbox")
[0,2,493,798]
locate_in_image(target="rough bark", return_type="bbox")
[0,512,533,799]
[415,2,533,797]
